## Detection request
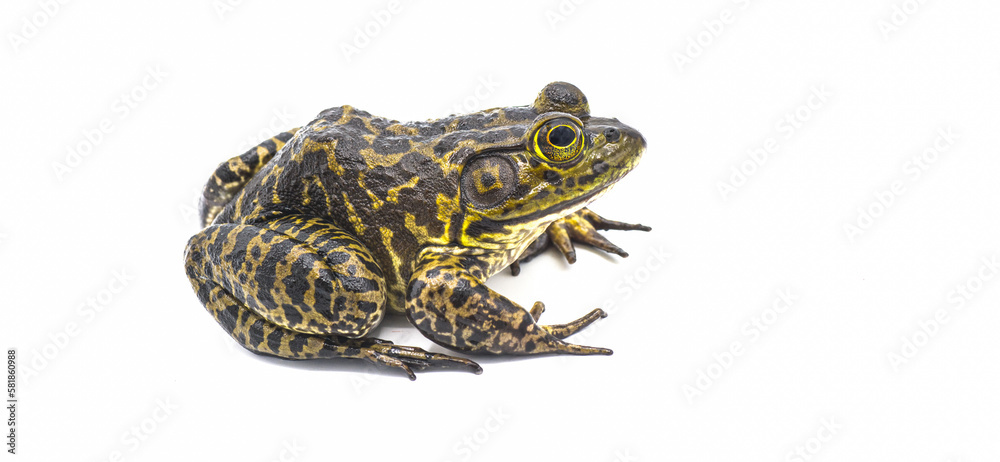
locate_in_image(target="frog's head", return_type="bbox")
[458,82,645,244]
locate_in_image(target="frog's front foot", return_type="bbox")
[511,208,650,275]
[529,302,609,341]
[365,342,483,381]
[408,254,615,357]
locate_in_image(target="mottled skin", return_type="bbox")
[184,82,649,379]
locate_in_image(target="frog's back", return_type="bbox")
[210,104,536,310]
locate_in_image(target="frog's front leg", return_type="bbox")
[406,251,612,355]
[510,208,650,275]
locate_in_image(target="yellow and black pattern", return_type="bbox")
[407,251,612,355]
[184,82,649,378]
[187,215,386,337]
[184,215,481,378]
[188,275,481,379]
[199,129,300,227]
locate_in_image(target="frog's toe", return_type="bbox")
[368,343,482,380]
[554,341,613,356]
[372,354,418,381]
[581,209,652,232]
[534,335,613,355]
[541,308,607,339]
[511,209,651,275]
[511,220,578,271]
[567,224,629,258]
[548,221,578,263]
[564,210,646,259]
[529,301,546,321]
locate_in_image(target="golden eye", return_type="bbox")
[533,118,583,163]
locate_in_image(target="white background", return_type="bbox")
[2,0,999,461]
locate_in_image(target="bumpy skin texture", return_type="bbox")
[184,82,649,379]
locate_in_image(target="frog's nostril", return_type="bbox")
[603,127,621,143]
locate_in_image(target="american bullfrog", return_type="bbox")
[184,82,649,379]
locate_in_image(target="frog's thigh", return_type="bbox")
[187,238,482,377]
[191,278,332,358]
[186,216,386,338]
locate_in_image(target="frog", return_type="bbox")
[184,81,650,379]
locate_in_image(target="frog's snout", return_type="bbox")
[617,125,646,150]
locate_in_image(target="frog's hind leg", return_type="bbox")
[189,279,480,379]
[198,129,300,227]
[184,216,481,379]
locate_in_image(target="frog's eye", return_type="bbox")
[532,118,584,163]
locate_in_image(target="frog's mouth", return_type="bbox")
[497,160,627,227]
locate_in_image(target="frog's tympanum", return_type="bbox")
[184,82,649,379]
